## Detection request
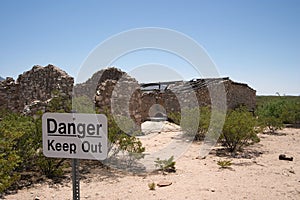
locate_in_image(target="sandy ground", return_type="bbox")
[3,124,300,200]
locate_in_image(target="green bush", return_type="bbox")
[180,108,200,137]
[196,107,211,140]
[0,151,20,193]
[217,160,232,169]
[221,107,260,152]
[154,156,176,173]
[0,127,22,193]
[101,108,145,160]
[0,90,73,193]
[0,111,37,193]
[256,96,300,129]
[72,95,95,113]
[36,156,66,178]
[257,99,285,133]
[280,97,300,124]
[47,90,72,113]
[148,182,156,190]
[168,106,211,140]
[168,111,180,125]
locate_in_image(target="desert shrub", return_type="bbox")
[0,108,69,194]
[257,96,300,129]
[217,160,232,169]
[221,107,260,152]
[0,149,20,193]
[0,120,22,193]
[168,111,181,125]
[0,111,38,193]
[113,115,143,136]
[196,106,211,140]
[148,182,156,190]
[36,156,66,178]
[257,99,285,133]
[168,106,211,140]
[47,90,72,113]
[117,135,145,155]
[180,108,200,137]
[72,95,95,113]
[102,108,145,159]
[0,90,74,193]
[154,156,176,173]
[281,97,300,124]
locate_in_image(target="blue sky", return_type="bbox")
[0,0,299,95]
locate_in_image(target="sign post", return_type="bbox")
[42,113,108,200]
[72,159,80,200]
[71,111,80,200]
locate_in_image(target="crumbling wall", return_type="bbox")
[0,64,74,114]
[93,73,142,126]
[74,67,142,126]
[225,80,256,111]
[74,67,125,99]
[75,68,256,123]
[138,78,256,121]
[0,66,256,125]
[0,77,20,112]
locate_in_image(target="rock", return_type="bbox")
[288,169,295,174]
[279,154,293,161]
[157,181,172,187]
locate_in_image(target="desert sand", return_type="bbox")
[3,124,300,200]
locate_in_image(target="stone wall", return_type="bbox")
[0,64,73,114]
[74,68,142,126]
[0,77,20,112]
[225,80,256,111]
[74,67,125,100]
[0,66,256,126]
[76,68,256,123]
[139,78,256,121]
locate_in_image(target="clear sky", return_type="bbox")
[0,0,299,95]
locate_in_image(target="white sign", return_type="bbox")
[42,113,108,160]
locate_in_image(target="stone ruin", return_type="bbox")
[0,64,74,114]
[74,67,256,125]
[74,67,142,126]
[139,77,256,120]
[0,65,256,126]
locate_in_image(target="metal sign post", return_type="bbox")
[72,159,80,200]
[42,113,108,200]
[71,110,80,200]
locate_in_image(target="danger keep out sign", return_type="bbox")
[42,113,108,160]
